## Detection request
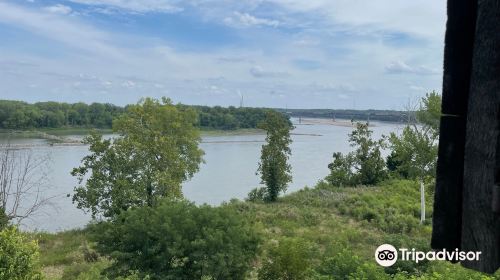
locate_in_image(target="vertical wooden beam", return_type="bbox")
[461,0,500,273]
[431,0,478,252]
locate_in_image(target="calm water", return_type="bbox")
[0,119,402,232]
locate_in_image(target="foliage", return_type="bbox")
[258,237,317,280]
[246,187,269,202]
[415,91,441,133]
[257,111,293,201]
[326,122,386,187]
[387,127,438,181]
[0,99,278,131]
[315,248,388,280]
[194,105,274,130]
[37,179,498,279]
[331,180,432,234]
[0,100,123,129]
[387,92,441,181]
[0,227,42,280]
[0,208,8,230]
[72,97,204,218]
[326,152,355,187]
[90,199,260,280]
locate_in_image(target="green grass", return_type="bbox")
[27,230,109,280]
[32,180,499,279]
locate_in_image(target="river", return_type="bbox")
[0,118,402,232]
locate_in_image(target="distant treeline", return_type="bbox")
[0,100,407,131]
[0,100,274,131]
[276,108,408,123]
[193,105,270,130]
[0,100,123,129]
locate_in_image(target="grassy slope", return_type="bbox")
[36,180,499,279]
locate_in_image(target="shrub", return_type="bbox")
[0,227,42,280]
[317,249,362,278]
[258,237,317,280]
[326,122,386,187]
[91,199,260,280]
[0,208,8,230]
[246,187,269,202]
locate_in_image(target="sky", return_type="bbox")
[0,0,447,109]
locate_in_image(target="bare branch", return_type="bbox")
[0,138,54,226]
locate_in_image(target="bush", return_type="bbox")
[315,248,387,280]
[246,187,269,202]
[258,237,317,280]
[0,208,8,230]
[0,227,42,280]
[91,199,260,280]
[326,122,386,187]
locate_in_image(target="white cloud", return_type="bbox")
[43,4,72,15]
[121,80,136,88]
[385,61,439,75]
[0,2,120,58]
[267,0,446,39]
[409,85,425,92]
[68,0,183,13]
[224,12,280,28]
[249,66,288,78]
[292,38,320,47]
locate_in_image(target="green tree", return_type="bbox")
[349,122,386,185]
[0,227,42,280]
[91,200,260,280]
[257,111,293,202]
[326,122,386,187]
[387,91,441,224]
[72,97,204,218]
[387,91,441,181]
[326,152,355,187]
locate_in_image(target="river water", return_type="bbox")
[0,119,402,232]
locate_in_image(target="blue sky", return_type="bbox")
[0,0,446,109]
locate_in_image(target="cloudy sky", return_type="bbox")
[0,0,446,109]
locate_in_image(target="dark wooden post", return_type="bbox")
[431,0,477,253]
[432,0,500,273]
[461,0,500,273]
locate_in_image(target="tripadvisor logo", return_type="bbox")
[374,244,482,267]
[375,244,398,267]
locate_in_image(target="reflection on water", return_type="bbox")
[0,119,402,232]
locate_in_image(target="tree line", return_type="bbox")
[0,100,123,129]
[277,108,408,123]
[0,100,277,131]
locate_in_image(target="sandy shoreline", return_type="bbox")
[294,117,371,127]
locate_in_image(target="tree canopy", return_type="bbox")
[257,111,293,201]
[326,122,386,187]
[387,92,441,181]
[72,97,204,218]
[0,99,275,131]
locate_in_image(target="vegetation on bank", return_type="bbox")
[0,99,280,131]
[29,179,498,279]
